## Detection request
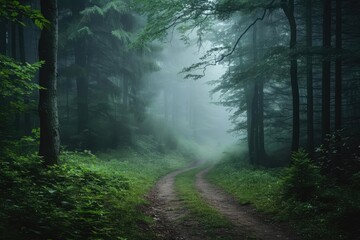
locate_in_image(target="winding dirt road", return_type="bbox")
[146,163,299,240]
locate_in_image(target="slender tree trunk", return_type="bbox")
[322,0,331,146]
[282,0,299,152]
[306,0,314,156]
[246,83,255,164]
[0,21,6,55]
[75,42,88,133]
[257,21,267,164]
[123,77,129,109]
[335,0,342,132]
[38,0,60,165]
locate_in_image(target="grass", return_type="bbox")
[0,146,191,240]
[206,159,283,214]
[174,165,233,239]
[206,155,360,240]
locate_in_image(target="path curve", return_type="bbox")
[196,166,299,240]
[146,161,206,240]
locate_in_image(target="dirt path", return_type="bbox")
[146,162,205,240]
[196,167,299,240]
[146,163,299,240]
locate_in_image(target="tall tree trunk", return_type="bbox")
[282,0,299,152]
[257,21,267,164]
[335,0,342,132]
[123,77,129,109]
[306,0,314,156]
[246,83,255,164]
[0,21,6,55]
[75,42,88,133]
[38,0,60,165]
[322,0,331,147]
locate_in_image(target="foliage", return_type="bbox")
[0,0,49,28]
[207,156,282,213]
[0,55,42,144]
[0,55,41,108]
[0,139,191,240]
[209,149,360,240]
[282,149,324,202]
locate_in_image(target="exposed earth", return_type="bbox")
[145,163,299,240]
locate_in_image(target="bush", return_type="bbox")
[282,150,324,202]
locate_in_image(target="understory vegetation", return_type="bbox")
[0,137,192,240]
[208,150,360,240]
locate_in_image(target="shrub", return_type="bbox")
[282,149,324,202]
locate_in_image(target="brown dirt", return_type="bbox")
[145,163,300,240]
[196,167,300,240]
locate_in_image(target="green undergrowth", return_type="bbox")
[0,146,191,240]
[207,159,282,213]
[207,151,360,240]
[174,165,232,239]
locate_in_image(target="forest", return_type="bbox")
[0,0,359,239]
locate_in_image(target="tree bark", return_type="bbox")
[306,0,314,156]
[75,42,88,133]
[0,21,6,55]
[38,0,60,165]
[322,0,331,146]
[282,0,299,152]
[335,0,342,132]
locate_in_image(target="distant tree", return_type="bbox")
[38,0,60,165]
[322,0,331,147]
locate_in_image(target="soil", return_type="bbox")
[145,163,300,240]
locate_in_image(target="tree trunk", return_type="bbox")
[75,42,88,133]
[335,0,342,132]
[38,0,60,165]
[282,0,299,152]
[0,21,6,55]
[322,0,331,146]
[123,77,129,109]
[306,0,314,156]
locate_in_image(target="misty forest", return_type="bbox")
[1,0,360,239]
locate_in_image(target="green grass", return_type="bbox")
[0,147,191,240]
[206,157,360,240]
[174,165,232,239]
[206,159,282,213]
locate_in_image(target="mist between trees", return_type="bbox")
[1,1,360,240]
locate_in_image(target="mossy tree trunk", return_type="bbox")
[38,0,60,165]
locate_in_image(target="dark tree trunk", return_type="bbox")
[306,0,314,156]
[322,0,331,146]
[0,21,6,55]
[335,0,342,132]
[38,0,60,165]
[282,0,299,152]
[257,21,267,164]
[123,77,129,109]
[75,42,88,133]
[246,83,255,165]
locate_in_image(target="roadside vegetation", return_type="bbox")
[0,135,192,240]
[207,149,360,240]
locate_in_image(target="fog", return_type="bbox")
[147,35,237,155]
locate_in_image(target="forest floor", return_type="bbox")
[144,162,300,240]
